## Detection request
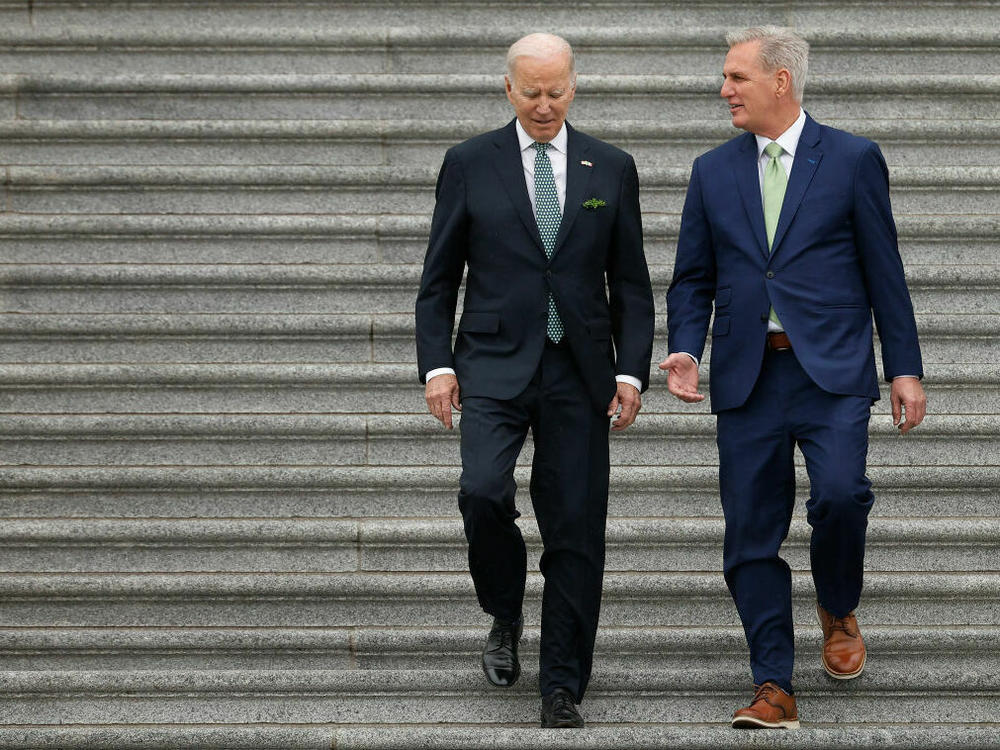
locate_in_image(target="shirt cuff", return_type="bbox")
[615,374,643,391]
[892,375,920,380]
[425,367,456,382]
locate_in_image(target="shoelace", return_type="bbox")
[549,691,576,716]
[750,683,778,706]
[487,624,515,653]
[829,616,858,637]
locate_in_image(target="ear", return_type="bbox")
[774,68,791,98]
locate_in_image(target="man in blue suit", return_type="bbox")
[415,33,654,727]
[660,26,926,728]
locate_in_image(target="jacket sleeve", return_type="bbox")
[607,153,655,391]
[853,142,924,381]
[414,150,468,383]
[667,157,716,362]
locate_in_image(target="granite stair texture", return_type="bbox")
[0,0,997,747]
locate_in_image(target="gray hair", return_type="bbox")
[506,33,576,84]
[726,26,809,102]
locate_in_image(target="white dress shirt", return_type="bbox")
[425,119,642,394]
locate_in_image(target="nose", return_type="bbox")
[720,79,733,98]
[536,97,552,114]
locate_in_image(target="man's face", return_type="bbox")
[720,41,781,135]
[505,53,576,143]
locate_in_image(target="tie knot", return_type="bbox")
[531,141,549,153]
[764,142,784,160]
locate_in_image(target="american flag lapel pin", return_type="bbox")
[580,160,593,167]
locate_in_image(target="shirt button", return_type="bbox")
[545,270,552,278]
[766,271,775,279]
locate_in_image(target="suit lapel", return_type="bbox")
[551,123,593,259]
[491,120,545,254]
[735,132,769,260]
[770,115,823,258]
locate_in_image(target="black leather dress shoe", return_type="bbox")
[481,616,522,687]
[541,687,585,728]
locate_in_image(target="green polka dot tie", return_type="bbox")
[762,141,786,328]
[531,141,564,343]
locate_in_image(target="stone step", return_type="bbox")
[1,213,992,267]
[0,262,992,315]
[0,413,993,469]
[0,516,991,573]
[1,465,991,520]
[2,26,997,76]
[1,73,997,121]
[0,570,992,627]
[0,624,992,671]
[0,362,992,414]
[7,0,999,36]
[0,666,995,725]
[1,119,997,168]
[6,165,998,216]
[0,312,993,365]
[0,725,997,750]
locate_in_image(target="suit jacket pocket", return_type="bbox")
[715,286,732,309]
[458,311,500,333]
[588,319,612,340]
[712,315,730,337]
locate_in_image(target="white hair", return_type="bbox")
[506,33,576,84]
[726,25,809,102]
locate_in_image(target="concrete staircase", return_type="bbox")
[0,1,997,747]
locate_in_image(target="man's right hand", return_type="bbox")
[658,352,705,403]
[425,373,461,429]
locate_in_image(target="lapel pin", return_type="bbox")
[580,160,593,167]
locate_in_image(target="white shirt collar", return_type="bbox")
[515,118,568,154]
[755,108,806,160]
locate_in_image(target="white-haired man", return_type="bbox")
[416,33,654,727]
[661,26,925,727]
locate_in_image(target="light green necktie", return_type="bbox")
[762,142,786,327]
[531,141,564,343]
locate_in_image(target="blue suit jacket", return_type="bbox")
[667,114,923,413]
[416,119,655,412]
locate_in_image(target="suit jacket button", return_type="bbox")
[760,314,768,322]
[766,271,775,279]
[545,270,552,278]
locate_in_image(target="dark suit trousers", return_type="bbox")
[716,348,874,692]
[458,342,610,702]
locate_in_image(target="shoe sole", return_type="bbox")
[822,649,866,680]
[540,719,585,728]
[731,716,800,730]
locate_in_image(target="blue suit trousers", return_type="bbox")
[716,348,874,692]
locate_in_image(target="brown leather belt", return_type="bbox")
[767,332,792,351]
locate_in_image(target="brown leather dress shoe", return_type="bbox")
[732,681,800,729]
[817,603,866,679]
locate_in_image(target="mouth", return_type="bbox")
[728,104,744,113]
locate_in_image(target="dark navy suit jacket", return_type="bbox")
[667,114,923,413]
[416,119,655,412]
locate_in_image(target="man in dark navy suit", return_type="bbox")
[415,32,654,728]
[660,26,926,728]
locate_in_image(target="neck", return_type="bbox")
[756,106,800,141]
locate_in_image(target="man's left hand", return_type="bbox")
[608,382,641,432]
[890,377,926,434]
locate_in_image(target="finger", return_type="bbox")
[451,389,461,411]
[614,399,640,431]
[607,395,620,417]
[891,392,902,426]
[441,402,453,430]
